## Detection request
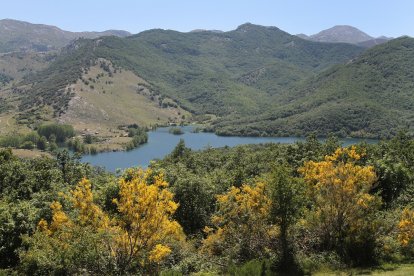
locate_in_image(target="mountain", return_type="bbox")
[0,19,131,53]
[10,23,363,122]
[297,25,392,47]
[2,21,412,139]
[309,25,373,44]
[213,37,414,138]
[296,33,309,39]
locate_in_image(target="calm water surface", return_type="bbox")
[81,126,376,172]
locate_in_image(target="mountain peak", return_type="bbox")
[309,25,373,44]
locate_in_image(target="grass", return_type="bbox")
[1,148,52,159]
[314,264,414,276]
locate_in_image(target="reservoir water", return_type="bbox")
[81,126,376,172]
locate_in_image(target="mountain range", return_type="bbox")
[0,19,130,53]
[0,19,412,139]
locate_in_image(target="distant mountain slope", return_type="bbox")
[0,19,130,52]
[310,25,373,44]
[14,23,363,124]
[213,37,414,138]
[297,25,392,47]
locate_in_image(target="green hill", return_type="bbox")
[13,23,363,123]
[213,37,414,138]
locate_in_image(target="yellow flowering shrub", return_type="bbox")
[398,208,414,247]
[35,168,184,273]
[299,146,381,258]
[113,168,184,268]
[202,182,277,261]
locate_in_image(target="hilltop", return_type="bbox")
[298,25,392,47]
[0,19,130,53]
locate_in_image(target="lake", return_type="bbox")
[81,126,377,172]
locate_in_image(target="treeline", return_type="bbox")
[37,123,75,143]
[1,133,414,275]
[0,123,74,151]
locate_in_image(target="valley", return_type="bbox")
[1,5,414,275]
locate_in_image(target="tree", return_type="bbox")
[172,172,215,235]
[299,146,381,264]
[169,139,190,161]
[37,136,48,151]
[267,165,306,270]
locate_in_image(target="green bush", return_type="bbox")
[227,259,273,276]
[20,141,35,150]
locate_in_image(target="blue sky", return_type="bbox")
[1,0,413,37]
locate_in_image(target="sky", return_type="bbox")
[1,0,413,38]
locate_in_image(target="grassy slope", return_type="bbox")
[213,37,414,138]
[58,61,189,151]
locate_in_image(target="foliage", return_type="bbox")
[299,146,382,265]
[226,259,273,276]
[0,148,92,268]
[214,37,414,138]
[398,208,414,255]
[202,182,276,263]
[169,127,184,135]
[267,165,306,270]
[2,135,414,273]
[20,169,184,275]
[171,170,215,235]
[125,125,148,151]
[37,123,75,143]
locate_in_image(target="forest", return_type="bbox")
[1,132,414,275]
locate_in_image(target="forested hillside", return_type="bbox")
[13,23,363,121]
[2,23,413,139]
[214,37,414,138]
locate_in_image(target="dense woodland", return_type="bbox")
[1,132,414,275]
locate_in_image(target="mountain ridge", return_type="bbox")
[213,36,414,138]
[0,18,131,53]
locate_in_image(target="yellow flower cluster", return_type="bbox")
[71,178,111,228]
[299,146,380,240]
[398,208,414,246]
[113,168,183,264]
[149,244,172,263]
[300,146,377,205]
[36,168,183,269]
[203,182,275,257]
